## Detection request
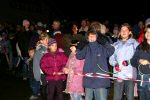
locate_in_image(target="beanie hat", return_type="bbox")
[48,38,57,46]
[145,18,150,26]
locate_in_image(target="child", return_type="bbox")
[63,40,85,100]
[130,25,150,100]
[28,48,40,100]
[109,23,139,100]
[40,39,68,100]
[75,29,114,100]
[33,32,49,100]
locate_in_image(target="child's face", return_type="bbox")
[48,43,57,53]
[120,26,131,40]
[145,28,150,40]
[40,37,49,46]
[88,34,97,42]
[28,50,34,58]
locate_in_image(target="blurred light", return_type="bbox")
[46,30,49,33]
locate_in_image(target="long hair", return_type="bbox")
[139,25,150,52]
[118,23,133,40]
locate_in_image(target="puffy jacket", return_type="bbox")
[40,50,68,81]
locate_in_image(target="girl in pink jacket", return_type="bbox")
[63,40,85,100]
[40,39,68,100]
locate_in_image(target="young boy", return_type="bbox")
[28,48,40,100]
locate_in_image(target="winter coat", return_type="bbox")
[76,41,114,88]
[40,50,68,81]
[64,52,84,95]
[33,44,47,81]
[109,38,139,79]
[131,45,150,89]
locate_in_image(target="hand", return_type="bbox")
[139,59,150,65]
[63,68,69,74]
[70,46,76,53]
[57,72,64,75]
[69,68,74,75]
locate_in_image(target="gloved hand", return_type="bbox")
[97,33,110,45]
[122,60,130,66]
[77,40,88,50]
[115,63,121,72]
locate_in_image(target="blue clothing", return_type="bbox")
[85,88,108,100]
[76,41,114,88]
[131,45,150,100]
[29,78,40,96]
[109,38,139,79]
[71,94,83,100]
[33,45,47,81]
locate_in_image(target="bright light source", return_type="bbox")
[46,30,49,33]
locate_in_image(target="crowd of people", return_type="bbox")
[0,17,150,100]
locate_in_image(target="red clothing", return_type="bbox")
[54,33,63,49]
[137,29,144,44]
[40,50,68,81]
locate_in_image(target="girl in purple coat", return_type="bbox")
[40,39,68,100]
[63,40,85,100]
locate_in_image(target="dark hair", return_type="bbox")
[140,25,150,52]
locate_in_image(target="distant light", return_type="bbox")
[46,30,49,33]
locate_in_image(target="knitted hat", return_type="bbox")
[48,38,57,46]
[145,18,150,26]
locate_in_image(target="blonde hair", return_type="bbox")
[36,32,49,45]
[89,21,101,33]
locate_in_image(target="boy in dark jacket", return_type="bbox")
[75,30,115,100]
[28,48,40,100]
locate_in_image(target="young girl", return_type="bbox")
[40,39,68,100]
[130,25,150,100]
[109,23,139,100]
[63,40,85,100]
[33,32,49,100]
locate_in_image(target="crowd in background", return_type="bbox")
[0,17,150,100]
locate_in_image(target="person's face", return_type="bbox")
[40,37,49,46]
[72,25,78,34]
[88,33,97,42]
[145,28,150,40]
[81,20,87,27]
[52,22,60,30]
[28,50,34,58]
[120,26,131,40]
[48,43,57,53]
[113,27,119,35]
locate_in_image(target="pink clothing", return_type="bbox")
[64,52,84,95]
[40,50,68,81]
